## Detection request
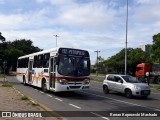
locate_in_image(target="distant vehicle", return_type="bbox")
[136,63,160,84]
[103,74,151,98]
[16,47,90,92]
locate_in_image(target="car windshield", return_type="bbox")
[122,75,140,83]
[58,55,90,77]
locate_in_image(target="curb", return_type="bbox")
[12,86,65,119]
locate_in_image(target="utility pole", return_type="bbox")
[125,0,128,75]
[53,35,59,47]
[94,50,100,76]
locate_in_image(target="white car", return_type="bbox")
[103,74,151,98]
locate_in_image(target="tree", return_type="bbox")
[0,39,42,73]
[102,48,151,75]
[151,33,160,63]
[11,39,41,54]
[0,32,5,42]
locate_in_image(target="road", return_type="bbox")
[7,76,160,120]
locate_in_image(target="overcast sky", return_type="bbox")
[1,0,160,64]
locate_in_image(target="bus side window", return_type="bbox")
[33,56,37,68]
[37,55,43,68]
[21,59,24,68]
[24,58,29,68]
[17,59,21,68]
[43,53,50,68]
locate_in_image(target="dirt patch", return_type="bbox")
[0,78,63,120]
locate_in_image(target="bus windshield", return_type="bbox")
[58,55,90,77]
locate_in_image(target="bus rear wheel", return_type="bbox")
[23,76,26,85]
[42,81,48,93]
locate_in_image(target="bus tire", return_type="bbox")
[23,76,26,85]
[42,79,48,93]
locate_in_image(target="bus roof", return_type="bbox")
[18,47,89,59]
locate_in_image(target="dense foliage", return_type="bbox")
[151,33,160,63]
[0,39,41,73]
[103,48,151,75]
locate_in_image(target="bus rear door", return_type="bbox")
[49,57,56,89]
[28,60,33,84]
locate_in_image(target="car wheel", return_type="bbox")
[125,89,132,98]
[103,85,109,94]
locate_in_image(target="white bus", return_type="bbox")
[16,47,90,92]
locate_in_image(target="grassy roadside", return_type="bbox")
[0,74,5,78]
[91,79,103,83]
[150,85,160,90]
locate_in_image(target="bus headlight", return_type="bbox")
[83,79,90,85]
[58,79,68,85]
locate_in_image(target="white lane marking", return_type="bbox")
[69,104,81,109]
[40,91,44,94]
[55,98,63,102]
[46,94,52,98]
[90,112,110,120]
[81,91,160,111]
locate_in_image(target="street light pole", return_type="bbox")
[94,50,100,76]
[125,0,128,75]
[53,35,59,47]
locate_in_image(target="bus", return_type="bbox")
[16,47,90,92]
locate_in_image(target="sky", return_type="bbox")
[1,0,160,64]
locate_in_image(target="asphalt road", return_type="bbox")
[7,76,160,120]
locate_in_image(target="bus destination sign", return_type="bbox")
[59,48,89,57]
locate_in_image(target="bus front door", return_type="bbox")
[50,58,56,89]
[28,60,33,84]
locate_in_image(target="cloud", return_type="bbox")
[0,14,25,29]
[135,0,160,4]
[36,0,74,5]
[1,0,160,64]
[57,2,117,30]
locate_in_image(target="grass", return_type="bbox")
[0,74,5,78]
[91,73,106,76]
[150,85,160,90]
[21,96,29,100]
[91,79,103,83]
[2,83,13,87]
